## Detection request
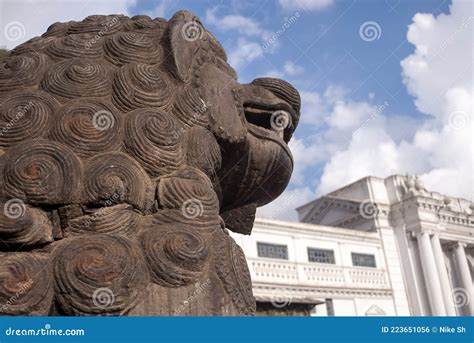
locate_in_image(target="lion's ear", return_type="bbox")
[166,10,202,82]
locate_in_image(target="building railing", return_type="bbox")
[248,257,390,290]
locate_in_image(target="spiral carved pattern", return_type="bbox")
[184,127,221,176]
[0,91,59,149]
[65,204,142,237]
[123,15,158,32]
[49,99,123,158]
[112,63,175,112]
[0,253,54,315]
[140,226,209,287]
[0,203,53,247]
[46,34,103,61]
[0,53,48,94]
[53,234,148,316]
[42,21,73,38]
[158,169,219,219]
[171,88,209,128]
[152,209,220,234]
[67,15,123,35]
[124,108,184,177]
[83,152,154,211]
[104,32,163,66]
[2,140,83,205]
[41,58,112,100]
[10,37,56,56]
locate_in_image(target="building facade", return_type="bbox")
[232,175,474,316]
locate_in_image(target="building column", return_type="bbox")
[452,242,474,315]
[416,231,446,315]
[430,234,456,316]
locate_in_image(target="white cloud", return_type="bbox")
[263,0,473,218]
[205,8,268,38]
[264,61,304,79]
[279,0,334,11]
[283,61,304,75]
[143,0,178,19]
[0,0,137,49]
[316,0,473,198]
[205,8,273,72]
[227,37,263,69]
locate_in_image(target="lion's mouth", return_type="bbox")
[243,100,295,142]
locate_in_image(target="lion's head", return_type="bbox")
[166,11,301,233]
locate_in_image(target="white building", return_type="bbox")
[232,175,474,316]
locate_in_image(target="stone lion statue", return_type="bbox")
[0,10,300,316]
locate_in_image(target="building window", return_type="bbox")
[307,248,335,264]
[257,242,288,260]
[351,253,376,268]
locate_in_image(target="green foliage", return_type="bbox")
[0,48,7,60]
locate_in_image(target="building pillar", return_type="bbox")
[416,231,446,315]
[452,242,474,315]
[430,234,456,316]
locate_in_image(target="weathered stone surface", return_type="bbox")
[0,10,301,316]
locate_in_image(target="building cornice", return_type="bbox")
[253,283,394,300]
[254,218,381,242]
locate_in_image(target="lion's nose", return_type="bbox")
[250,78,301,142]
[251,78,301,121]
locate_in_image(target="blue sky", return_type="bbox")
[1,0,472,220]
